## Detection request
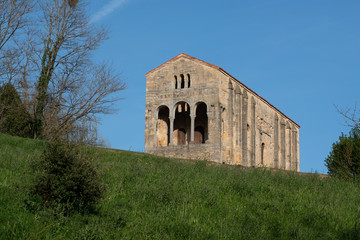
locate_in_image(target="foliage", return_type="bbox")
[30,139,105,215]
[0,83,31,137]
[325,127,360,181]
[1,133,360,239]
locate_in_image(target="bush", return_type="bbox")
[30,140,105,215]
[0,83,32,137]
[325,126,360,181]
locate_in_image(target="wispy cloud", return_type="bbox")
[90,0,128,23]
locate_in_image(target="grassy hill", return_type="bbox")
[0,133,360,239]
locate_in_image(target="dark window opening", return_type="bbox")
[261,143,265,165]
[194,126,205,144]
[174,76,178,89]
[195,102,208,143]
[187,74,191,88]
[174,102,190,146]
[157,106,170,146]
[180,74,185,88]
[177,128,186,145]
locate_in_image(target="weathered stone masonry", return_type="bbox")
[145,53,300,171]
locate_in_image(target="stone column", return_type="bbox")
[190,114,195,143]
[235,87,242,164]
[242,91,248,166]
[293,128,298,171]
[219,104,224,163]
[169,116,174,145]
[291,127,295,171]
[280,119,286,169]
[259,128,263,165]
[287,124,292,171]
[206,109,211,143]
[274,114,279,169]
[251,97,256,166]
[237,89,242,147]
[228,80,234,164]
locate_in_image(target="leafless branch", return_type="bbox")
[0,0,33,51]
[335,103,360,128]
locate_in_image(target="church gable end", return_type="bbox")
[145,53,300,171]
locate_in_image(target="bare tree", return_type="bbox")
[0,0,34,85]
[29,0,125,142]
[0,1,34,132]
[0,0,125,143]
[0,0,33,51]
[335,104,360,129]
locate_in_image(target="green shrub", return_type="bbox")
[30,140,105,215]
[0,83,32,137]
[325,126,360,181]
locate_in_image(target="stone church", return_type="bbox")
[145,53,300,171]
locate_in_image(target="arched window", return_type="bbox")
[261,143,265,165]
[177,128,186,145]
[173,102,190,145]
[174,76,178,89]
[194,126,205,144]
[157,106,170,146]
[187,74,191,88]
[180,74,185,89]
[195,102,208,144]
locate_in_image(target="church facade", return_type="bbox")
[145,53,300,171]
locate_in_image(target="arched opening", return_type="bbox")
[156,106,170,146]
[195,102,208,144]
[174,75,178,89]
[187,74,191,88]
[174,102,190,145]
[194,126,205,144]
[261,143,265,165]
[177,128,186,145]
[180,74,185,89]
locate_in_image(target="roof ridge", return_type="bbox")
[145,52,221,76]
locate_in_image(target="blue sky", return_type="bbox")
[88,0,360,173]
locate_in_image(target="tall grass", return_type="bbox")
[0,133,360,239]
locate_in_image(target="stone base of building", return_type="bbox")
[146,143,220,162]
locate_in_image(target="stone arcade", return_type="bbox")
[145,53,300,171]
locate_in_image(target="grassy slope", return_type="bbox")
[0,134,360,239]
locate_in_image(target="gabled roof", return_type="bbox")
[145,52,222,76]
[145,53,300,128]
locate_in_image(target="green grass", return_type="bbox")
[1,133,360,239]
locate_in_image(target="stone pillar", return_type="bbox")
[228,80,234,164]
[287,123,292,171]
[242,91,248,166]
[235,87,242,164]
[274,114,279,168]
[169,116,174,145]
[259,128,263,165]
[219,104,224,163]
[291,127,296,171]
[251,97,256,166]
[206,109,211,143]
[293,128,298,171]
[234,91,239,145]
[238,89,242,147]
[280,119,286,169]
[190,114,195,143]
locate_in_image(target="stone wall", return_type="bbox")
[149,143,220,162]
[145,53,300,171]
